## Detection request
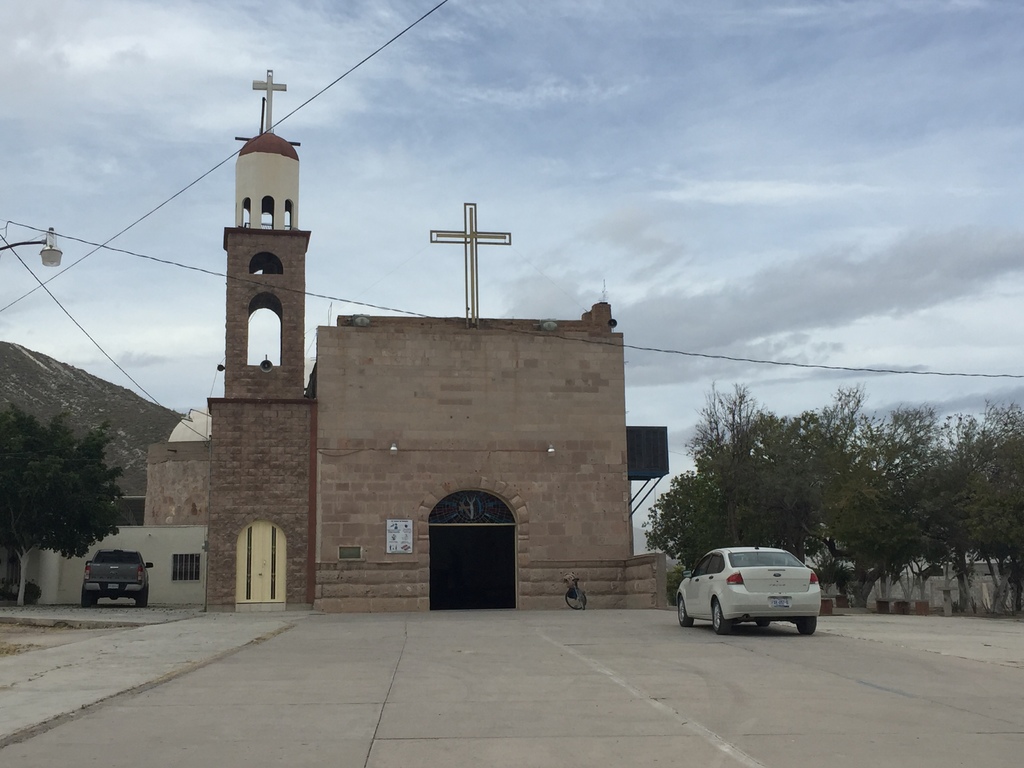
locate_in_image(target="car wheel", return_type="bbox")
[135,588,149,608]
[712,598,732,635]
[755,619,770,628]
[80,590,94,608]
[677,595,694,627]
[796,616,817,635]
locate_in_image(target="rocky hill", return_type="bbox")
[0,341,183,497]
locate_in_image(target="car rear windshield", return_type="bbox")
[92,551,142,564]
[728,551,804,568]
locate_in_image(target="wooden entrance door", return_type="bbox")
[236,520,286,604]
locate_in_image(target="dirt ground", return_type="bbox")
[0,624,126,656]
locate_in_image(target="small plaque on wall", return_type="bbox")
[386,519,414,554]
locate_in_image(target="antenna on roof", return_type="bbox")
[601,280,609,303]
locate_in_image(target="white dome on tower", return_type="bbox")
[235,132,300,230]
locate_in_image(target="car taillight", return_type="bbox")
[136,565,145,583]
[726,572,744,585]
[84,564,91,581]
[810,571,819,584]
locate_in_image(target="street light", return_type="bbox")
[0,227,62,267]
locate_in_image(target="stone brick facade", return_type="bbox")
[311,307,654,611]
[144,441,209,525]
[206,398,313,608]
[205,215,314,610]
[222,227,308,400]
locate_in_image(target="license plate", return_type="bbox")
[108,583,120,590]
[770,597,791,609]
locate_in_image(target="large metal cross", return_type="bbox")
[430,203,511,327]
[252,69,287,133]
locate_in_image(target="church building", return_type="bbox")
[149,74,667,612]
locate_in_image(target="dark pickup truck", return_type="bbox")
[81,549,153,607]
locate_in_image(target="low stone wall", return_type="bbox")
[624,552,667,609]
[314,554,666,612]
[521,560,628,609]
[316,560,428,612]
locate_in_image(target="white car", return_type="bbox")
[676,547,821,635]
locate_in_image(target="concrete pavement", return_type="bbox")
[817,611,1024,668]
[0,606,291,745]
[1,607,1023,766]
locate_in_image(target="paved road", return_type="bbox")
[2,609,1023,767]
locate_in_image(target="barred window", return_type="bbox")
[172,553,201,581]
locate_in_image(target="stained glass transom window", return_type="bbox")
[429,491,515,525]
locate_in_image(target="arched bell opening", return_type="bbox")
[249,252,284,275]
[261,195,275,229]
[247,292,283,366]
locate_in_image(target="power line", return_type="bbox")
[10,224,1024,381]
[0,0,453,316]
[617,342,1024,380]
[503,326,1024,380]
[270,1,452,135]
[0,232,160,404]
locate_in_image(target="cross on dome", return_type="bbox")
[252,69,287,134]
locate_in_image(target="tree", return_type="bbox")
[965,403,1024,613]
[748,411,823,559]
[920,413,991,612]
[690,384,763,544]
[650,387,825,564]
[822,404,938,606]
[0,405,122,605]
[644,470,727,568]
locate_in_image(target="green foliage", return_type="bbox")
[0,405,122,605]
[813,554,853,595]
[645,471,727,566]
[665,562,688,605]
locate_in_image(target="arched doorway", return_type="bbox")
[429,490,516,610]
[235,520,286,606]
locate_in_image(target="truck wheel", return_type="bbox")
[135,588,149,608]
[80,590,94,608]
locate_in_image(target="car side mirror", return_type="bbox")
[145,562,154,569]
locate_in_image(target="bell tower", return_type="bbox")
[207,70,315,612]
[223,70,309,399]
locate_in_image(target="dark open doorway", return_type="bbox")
[429,525,516,610]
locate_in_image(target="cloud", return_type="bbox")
[619,227,1024,353]
[660,180,881,206]
[462,77,632,110]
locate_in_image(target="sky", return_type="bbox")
[4,0,1024,514]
